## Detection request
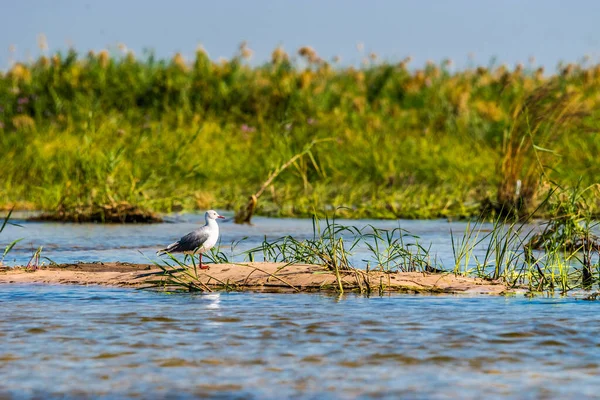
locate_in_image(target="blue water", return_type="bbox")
[1,285,599,399]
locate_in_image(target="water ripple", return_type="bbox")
[1,285,600,399]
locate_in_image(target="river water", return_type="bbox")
[1,214,599,398]
[2,285,600,399]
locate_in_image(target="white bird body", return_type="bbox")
[185,219,219,255]
[157,210,225,269]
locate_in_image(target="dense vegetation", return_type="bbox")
[1,44,599,220]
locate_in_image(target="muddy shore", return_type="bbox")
[0,262,508,295]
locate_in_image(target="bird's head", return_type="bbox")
[206,210,225,220]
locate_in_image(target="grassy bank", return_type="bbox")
[1,45,599,220]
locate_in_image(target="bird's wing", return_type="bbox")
[177,228,211,251]
[157,227,212,255]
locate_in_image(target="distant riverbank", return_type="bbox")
[1,47,599,220]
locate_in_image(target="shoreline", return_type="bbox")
[0,262,507,295]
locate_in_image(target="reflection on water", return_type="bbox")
[1,285,599,399]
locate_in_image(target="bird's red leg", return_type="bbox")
[199,253,210,270]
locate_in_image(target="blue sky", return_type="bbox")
[2,0,599,70]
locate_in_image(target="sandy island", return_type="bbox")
[0,262,507,295]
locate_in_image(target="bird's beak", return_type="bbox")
[218,215,225,219]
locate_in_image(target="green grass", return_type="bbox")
[1,47,600,220]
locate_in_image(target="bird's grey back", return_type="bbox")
[166,227,211,253]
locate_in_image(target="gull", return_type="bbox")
[157,210,225,269]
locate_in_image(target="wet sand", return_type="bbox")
[0,262,507,294]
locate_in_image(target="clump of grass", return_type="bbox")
[527,183,599,252]
[250,215,358,271]
[453,185,600,293]
[248,215,361,292]
[25,246,44,270]
[361,225,438,272]
[147,252,238,292]
[32,200,162,223]
[491,82,592,218]
[526,183,600,290]
[451,219,486,276]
